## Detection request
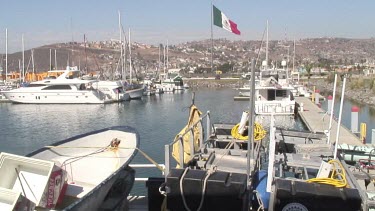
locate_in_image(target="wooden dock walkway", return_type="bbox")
[295,97,364,146]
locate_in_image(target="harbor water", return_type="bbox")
[321,98,375,144]
[3,88,374,194]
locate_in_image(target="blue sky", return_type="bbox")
[0,0,374,52]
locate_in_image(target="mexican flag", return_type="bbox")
[213,5,241,35]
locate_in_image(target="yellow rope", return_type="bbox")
[307,159,348,188]
[230,123,267,141]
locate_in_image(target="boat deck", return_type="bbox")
[295,97,364,146]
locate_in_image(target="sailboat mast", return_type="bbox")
[55,49,57,70]
[128,28,132,83]
[158,45,161,73]
[166,39,169,71]
[22,34,25,82]
[210,2,213,73]
[5,28,7,82]
[123,35,127,81]
[265,20,269,70]
[18,60,21,82]
[293,38,296,72]
[49,49,52,71]
[31,49,35,79]
[163,44,166,75]
[119,11,124,80]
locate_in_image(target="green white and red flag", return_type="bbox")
[213,5,241,35]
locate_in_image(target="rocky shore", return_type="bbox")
[184,79,244,88]
[308,78,375,106]
[183,77,375,107]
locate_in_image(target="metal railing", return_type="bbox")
[164,111,211,177]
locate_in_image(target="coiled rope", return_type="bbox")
[307,159,348,188]
[231,122,267,141]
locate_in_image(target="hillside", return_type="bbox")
[1,37,375,76]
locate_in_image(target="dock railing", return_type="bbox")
[164,111,211,177]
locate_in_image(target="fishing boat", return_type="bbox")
[0,126,139,210]
[2,66,114,104]
[125,89,269,210]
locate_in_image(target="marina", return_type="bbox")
[1,1,375,210]
[1,85,375,210]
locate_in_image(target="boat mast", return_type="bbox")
[5,28,7,82]
[18,59,21,82]
[128,28,132,84]
[118,11,124,80]
[265,20,269,71]
[163,43,166,75]
[293,38,295,73]
[158,44,161,74]
[49,49,52,71]
[55,49,57,70]
[210,2,213,73]
[247,58,256,189]
[123,34,127,81]
[22,34,25,82]
[31,49,35,81]
[166,39,169,71]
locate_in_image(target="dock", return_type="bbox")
[295,96,364,146]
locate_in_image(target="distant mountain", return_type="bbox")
[1,37,375,75]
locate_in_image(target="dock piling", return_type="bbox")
[315,90,320,105]
[351,106,359,133]
[360,123,366,144]
[327,95,333,114]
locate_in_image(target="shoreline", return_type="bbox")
[184,77,375,108]
[308,78,375,108]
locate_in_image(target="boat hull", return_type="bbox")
[126,88,144,99]
[2,90,113,104]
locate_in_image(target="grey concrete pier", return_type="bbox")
[295,96,364,146]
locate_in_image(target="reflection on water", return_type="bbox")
[321,99,375,144]
[369,106,375,117]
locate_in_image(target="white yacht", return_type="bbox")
[159,72,184,92]
[2,66,114,104]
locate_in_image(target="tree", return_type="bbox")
[305,63,313,80]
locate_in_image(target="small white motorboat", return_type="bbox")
[0,126,139,210]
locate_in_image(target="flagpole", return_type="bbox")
[210,2,213,73]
